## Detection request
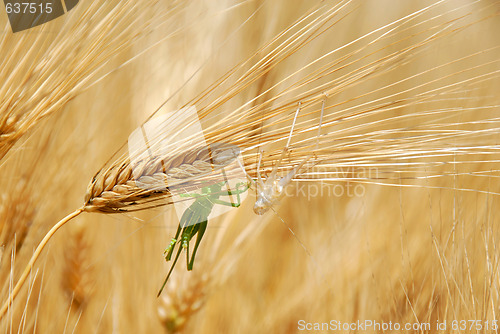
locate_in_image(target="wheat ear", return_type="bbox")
[0,142,241,320]
[157,273,209,333]
[0,208,83,319]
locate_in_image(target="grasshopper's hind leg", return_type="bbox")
[181,223,199,270]
[187,220,207,270]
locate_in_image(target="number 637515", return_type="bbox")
[5,2,52,14]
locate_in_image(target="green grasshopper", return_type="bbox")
[158,180,248,296]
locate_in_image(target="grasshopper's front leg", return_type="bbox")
[164,224,182,261]
[212,182,248,207]
[158,238,184,297]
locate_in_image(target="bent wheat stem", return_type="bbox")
[0,208,84,320]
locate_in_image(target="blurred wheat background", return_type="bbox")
[1,0,500,333]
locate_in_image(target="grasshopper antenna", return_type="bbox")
[270,206,325,280]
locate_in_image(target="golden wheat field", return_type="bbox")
[1,0,500,333]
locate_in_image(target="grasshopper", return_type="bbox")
[158,179,248,296]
